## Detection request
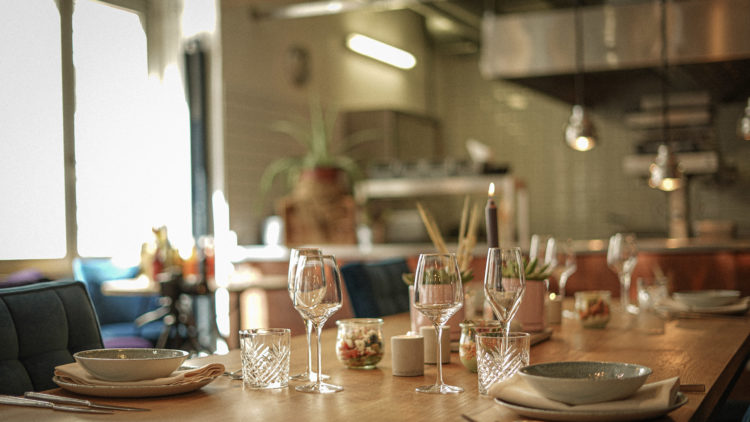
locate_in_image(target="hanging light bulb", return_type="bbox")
[648,144,682,191]
[739,98,750,141]
[649,0,682,192]
[563,1,597,151]
[564,105,597,151]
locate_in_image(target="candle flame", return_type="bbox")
[488,182,495,197]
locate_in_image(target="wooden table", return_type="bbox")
[2,305,749,422]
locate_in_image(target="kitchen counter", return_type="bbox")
[233,237,750,263]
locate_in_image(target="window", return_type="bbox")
[0,2,66,260]
[0,0,191,263]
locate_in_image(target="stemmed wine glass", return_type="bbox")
[292,254,343,394]
[607,233,639,314]
[287,248,329,382]
[549,238,577,300]
[483,247,526,338]
[529,234,556,269]
[413,253,464,394]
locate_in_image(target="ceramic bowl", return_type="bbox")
[74,348,189,381]
[673,290,741,308]
[519,361,652,405]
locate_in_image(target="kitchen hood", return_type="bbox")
[479,0,750,105]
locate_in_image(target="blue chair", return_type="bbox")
[340,257,411,318]
[0,279,103,394]
[73,258,164,348]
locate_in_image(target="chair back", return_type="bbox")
[73,257,159,324]
[340,257,410,318]
[0,279,103,394]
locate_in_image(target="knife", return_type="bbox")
[0,395,113,414]
[25,392,149,411]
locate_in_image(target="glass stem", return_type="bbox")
[315,322,323,390]
[305,319,313,378]
[434,323,445,387]
[559,274,569,300]
[620,272,631,311]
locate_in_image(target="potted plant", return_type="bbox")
[259,98,378,204]
[516,257,553,332]
[259,98,378,244]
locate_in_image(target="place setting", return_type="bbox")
[51,348,225,398]
[489,361,688,422]
[659,289,750,317]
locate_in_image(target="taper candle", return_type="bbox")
[485,183,499,248]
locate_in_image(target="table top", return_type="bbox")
[2,305,749,422]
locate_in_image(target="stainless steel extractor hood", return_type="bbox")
[480,0,750,104]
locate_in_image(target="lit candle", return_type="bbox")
[485,183,499,248]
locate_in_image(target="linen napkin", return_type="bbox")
[55,362,225,386]
[489,374,680,412]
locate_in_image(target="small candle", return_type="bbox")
[548,293,562,325]
[485,183,499,248]
[420,325,451,364]
[391,334,424,376]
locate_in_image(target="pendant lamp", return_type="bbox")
[648,0,682,191]
[564,1,597,151]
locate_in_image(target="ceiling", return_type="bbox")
[248,0,750,104]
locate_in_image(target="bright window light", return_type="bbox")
[346,33,416,70]
[0,2,66,260]
[74,0,191,258]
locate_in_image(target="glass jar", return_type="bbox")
[575,290,612,328]
[335,318,384,369]
[458,320,502,372]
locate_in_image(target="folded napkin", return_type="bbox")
[55,362,225,387]
[489,374,680,412]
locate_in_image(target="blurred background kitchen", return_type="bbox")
[2,0,750,352]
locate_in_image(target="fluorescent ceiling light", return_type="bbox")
[345,33,416,70]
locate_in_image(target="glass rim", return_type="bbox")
[474,331,530,340]
[239,328,291,336]
[336,318,384,325]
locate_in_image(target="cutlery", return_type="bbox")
[0,395,113,414]
[25,391,149,411]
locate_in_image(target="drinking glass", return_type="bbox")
[287,248,328,381]
[607,233,639,314]
[292,254,343,394]
[483,247,526,338]
[529,234,556,269]
[413,253,464,394]
[549,238,577,300]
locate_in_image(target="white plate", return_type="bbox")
[672,290,741,308]
[495,392,687,422]
[52,374,219,398]
[661,296,749,315]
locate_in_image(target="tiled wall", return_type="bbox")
[434,54,750,241]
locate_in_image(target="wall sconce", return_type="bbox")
[345,33,416,70]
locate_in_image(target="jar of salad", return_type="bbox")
[336,318,384,369]
[575,290,612,328]
[458,320,502,372]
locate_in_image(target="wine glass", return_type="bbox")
[529,234,557,270]
[483,247,526,338]
[549,238,577,300]
[293,254,343,394]
[607,233,639,314]
[413,253,464,394]
[287,248,329,382]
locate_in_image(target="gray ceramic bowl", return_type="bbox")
[74,348,189,382]
[519,361,652,405]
